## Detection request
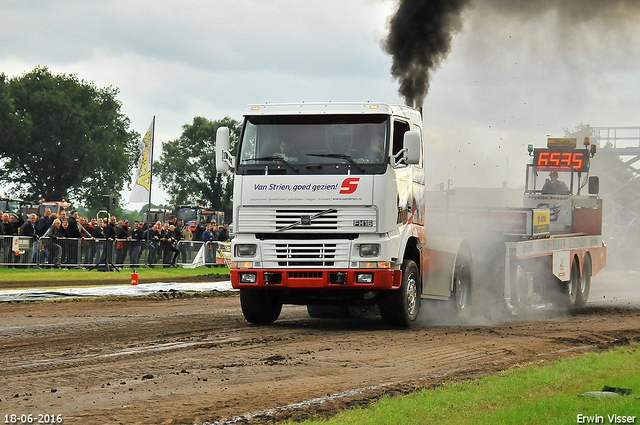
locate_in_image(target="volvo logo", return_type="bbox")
[277,208,337,232]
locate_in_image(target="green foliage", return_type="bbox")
[563,123,591,140]
[155,116,240,218]
[138,203,173,215]
[0,66,139,210]
[295,344,640,425]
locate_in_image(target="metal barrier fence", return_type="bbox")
[0,235,229,269]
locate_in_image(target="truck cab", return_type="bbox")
[217,103,429,325]
[523,137,602,235]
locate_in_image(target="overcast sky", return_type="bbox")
[2,0,640,208]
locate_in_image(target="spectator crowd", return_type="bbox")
[0,208,231,269]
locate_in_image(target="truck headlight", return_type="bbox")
[235,244,257,257]
[240,272,257,283]
[358,244,380,257]
[356,273,374,283]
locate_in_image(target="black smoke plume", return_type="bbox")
[384,0,470,108]
[384,0,640,108]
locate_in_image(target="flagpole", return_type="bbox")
[145,116,155,267]
[147,116,155,211]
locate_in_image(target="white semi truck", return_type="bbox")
[216,103,606,326]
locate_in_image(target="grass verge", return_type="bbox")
[295,343,640,425]
[0,266,228,287]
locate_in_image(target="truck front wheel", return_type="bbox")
[379,259,420,327]
[240,289,282,325]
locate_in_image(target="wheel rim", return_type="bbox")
[514,265,526,305]
[580,260,590,294]
[568,262,578,305]
[457,265,470,310]
[406,275,418,316]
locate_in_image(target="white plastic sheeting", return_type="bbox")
[0,281,234,302]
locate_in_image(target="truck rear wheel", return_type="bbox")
[240,289,282,325]
[452,253,472,321]
[566,259,580,307]
[379,259,420,327]
[556,259,579,310]
[575,254,591,307]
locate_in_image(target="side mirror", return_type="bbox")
[216,127,230,173]
[403,131,421,164]
[588,176,599,195]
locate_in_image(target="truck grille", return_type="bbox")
[262,241,350,267]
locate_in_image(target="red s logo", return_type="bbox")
[340,177,359,194]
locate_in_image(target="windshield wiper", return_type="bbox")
[305,153,364,172]
[242,155,298,173]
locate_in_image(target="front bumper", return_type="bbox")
[231,268,402,290]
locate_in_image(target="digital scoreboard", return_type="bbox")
[533,149,589,172]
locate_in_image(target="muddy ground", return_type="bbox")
[0,271,639,424]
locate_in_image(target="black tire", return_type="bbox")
[567,259,579,307]
[556,259,579,310]
[379,259,420,327]
[240,289,282,325]
[575,254,591,307]
[452,253,472,321]
[510,264,527,311]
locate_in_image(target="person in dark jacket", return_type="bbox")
[202,223,217,265]
[59,220,73,265]
[66,210,82,239]
[21,214,39,266]
[92,218,106,264]
[115,220,131,266]
[36,208,52,236]
[129,221,144,268]
[42,219,63,267]
[105,216,118,240]
[163,224,181,268]
[144,223,161,267]
[174,219,187,264]
[20,214,38,237]
[8,214,23,235]
[103,216,118,264]
[217,223,230,242]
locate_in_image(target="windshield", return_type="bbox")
[526,165,574,194]
[176,207,197,224]
[237,114,389,174]
[0,200,20,214]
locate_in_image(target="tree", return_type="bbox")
[0,66,138,210]
[154,116,239,219]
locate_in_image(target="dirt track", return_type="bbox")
[1,271,639,425]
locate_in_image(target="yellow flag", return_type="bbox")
[129,119,154,203]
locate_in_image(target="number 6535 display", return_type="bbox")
[533,149,589,172]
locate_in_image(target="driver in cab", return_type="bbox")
[542,170,569,193]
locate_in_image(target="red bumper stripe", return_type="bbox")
[232,269,402,290]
